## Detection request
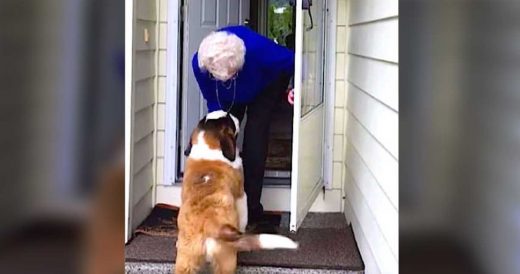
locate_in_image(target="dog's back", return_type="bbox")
[177,157,243,247]
[175,112,297,274]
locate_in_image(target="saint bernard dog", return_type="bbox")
[175,110,298,274]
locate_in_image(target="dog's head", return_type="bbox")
[184,110,240,162]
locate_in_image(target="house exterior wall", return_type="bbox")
[337,0,399,273]
[130,0,159,231]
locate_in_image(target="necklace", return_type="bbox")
[221,79,233,89]
[215,77,236,113]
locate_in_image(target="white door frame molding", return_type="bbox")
[164,0,182,186]
[323,0,337,189]
[125,0,134,243]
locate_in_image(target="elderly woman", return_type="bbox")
[192,25,294,231]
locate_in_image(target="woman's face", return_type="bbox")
[209,65,237,82]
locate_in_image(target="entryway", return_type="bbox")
[127,0,399,272]
[161,0,333,232]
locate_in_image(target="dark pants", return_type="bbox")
[230,75,290,224]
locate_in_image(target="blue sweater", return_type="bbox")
[192,26,295,112]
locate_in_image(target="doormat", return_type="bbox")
[265,138,292,171]
[134,204,282,238]
[126,226,365,271]
[134,203,179,238]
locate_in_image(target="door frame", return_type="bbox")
[162,0,336,197]
[323,0,336,189]
[124,0,134,243]
[163,0,182,186]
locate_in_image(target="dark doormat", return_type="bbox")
[134,204,179,238]
[133,204,282,238]
[127,206,364,271]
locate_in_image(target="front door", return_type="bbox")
[290,0,327,232]
[180,0,250,174]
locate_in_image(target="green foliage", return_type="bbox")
[267,1,293,47]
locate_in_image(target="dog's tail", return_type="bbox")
[217,224,298,251]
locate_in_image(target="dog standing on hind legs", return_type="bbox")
[175,111,298,274]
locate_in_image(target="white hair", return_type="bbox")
[197,31,246,81]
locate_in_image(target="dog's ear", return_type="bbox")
[219,133,236,161]
[226,113,239,135]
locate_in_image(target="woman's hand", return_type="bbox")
[287,88,294,105]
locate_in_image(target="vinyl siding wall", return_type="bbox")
[336,0,399,273]
[130,0,159,231]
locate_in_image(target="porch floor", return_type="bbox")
[125,212,364,273]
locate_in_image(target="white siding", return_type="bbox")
[348,19,398,63]
[348,0,398,25]
[130,0,158,231]
[348,55,398,111]
[342,0,398,273]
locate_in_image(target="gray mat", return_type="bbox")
[125,227,363,271]
[126,262,363,274]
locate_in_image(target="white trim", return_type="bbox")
[264,170,291,178]
[152,0,160,207]
[323,0,337,190]
[156,185,182,207]
[124,0,134,243]
[155,184,341,213]
[156,184,293,211]
[290,0,304,233]
[164,0,181,185]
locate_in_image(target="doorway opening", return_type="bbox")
[174,0,298,186]
[250,0,296,185]
[171,0,328,192]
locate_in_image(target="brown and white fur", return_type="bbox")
[175,110,298,274]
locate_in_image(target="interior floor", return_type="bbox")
[264,87,294,182]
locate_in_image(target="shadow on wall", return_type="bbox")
[0,0,125,273]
